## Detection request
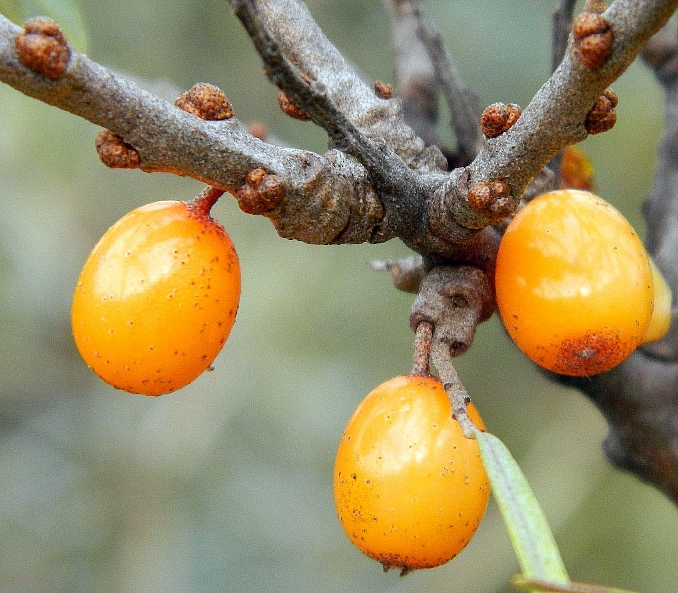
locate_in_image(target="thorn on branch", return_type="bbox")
[235,169,286,215]
[480,103,522,139]
[572,12,614,70]
[175,83,234,120]
[15,17,71,80]
[94,130,141,169]
[585,88,618,134]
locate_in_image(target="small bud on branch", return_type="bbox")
[480,103,521,139]
[235,169,286,215]
[95,130,141,169]
[374,80,393,100]
[573,12,614,70]
[15,17,70,80]
[585,88,618,134]
[278,90,310,120]
[175,83,234,121]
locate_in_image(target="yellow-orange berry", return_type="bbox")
[641,258,672,345]
[334,375,490,573]
[495,190,654,376]
[71,200,240,395]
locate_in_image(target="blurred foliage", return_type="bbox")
[0,1,676,592]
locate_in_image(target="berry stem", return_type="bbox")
[430,337,477,438]
[412,321,433,376]
[191,185,226,217]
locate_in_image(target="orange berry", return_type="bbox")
[559,146,595,192]
[71,200,240,395]
[334,375,490,573]
[641,257,672,345]
[495,190,653,376]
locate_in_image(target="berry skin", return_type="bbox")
[495,189,654,376]
[71,200,241,395]
[641,257,672,345]
[334,375,490,573]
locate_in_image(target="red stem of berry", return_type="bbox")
[191,186,226,217]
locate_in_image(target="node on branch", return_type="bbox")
[410,265,495,358]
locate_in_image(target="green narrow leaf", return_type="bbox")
[20,0,88,52]
[511,574,639,593]
[475,429,569,584]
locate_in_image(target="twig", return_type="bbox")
[434,0,678,233]
[641,26,678,359]
[411,2,483,162]
[381,0,443,152]
[552,0,579,72]
[0,14,315,192]
[549,0,579,186]
[230,0,439,240]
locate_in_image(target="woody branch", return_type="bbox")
[1,0,678,502]
[1,0,676,254]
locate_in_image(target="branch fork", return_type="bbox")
[1,0,678,502]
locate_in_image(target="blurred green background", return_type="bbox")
[0,1,676,592]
